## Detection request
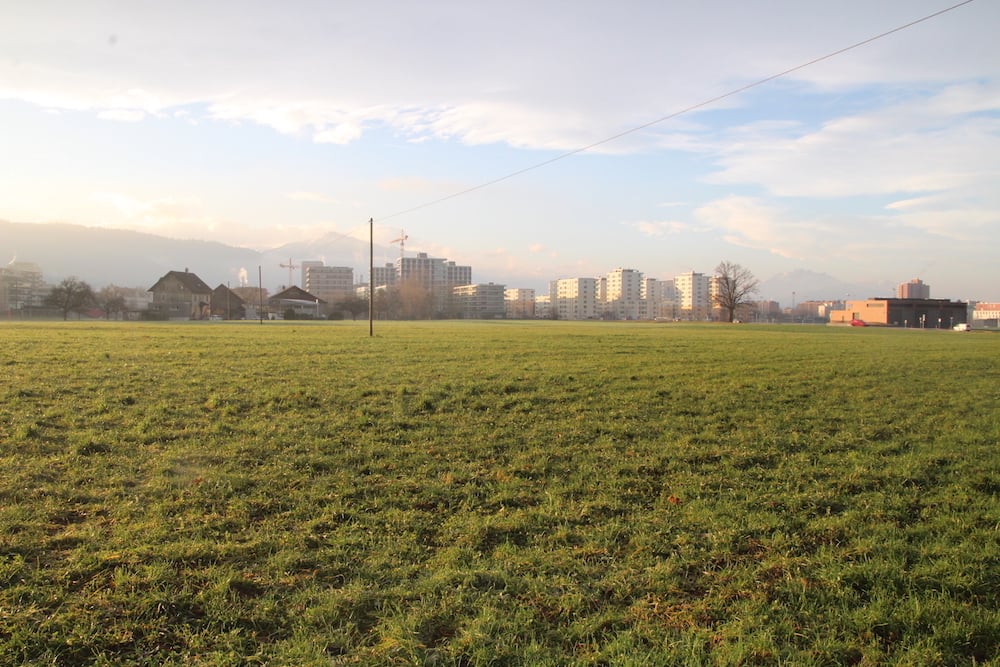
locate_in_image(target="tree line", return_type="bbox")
[43,278,129,321]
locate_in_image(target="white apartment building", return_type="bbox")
[453,283,506,319]
[675,271,712,319]
[550,277,599,320]
[371,263,397,289]
[396,253,471,292]
[534,295,551,319]
[299,261,324,288]
[0,262,46,314]
[304,264,354,305]
[504,288,536,319]
[396,252,473,314]
[641,278,678,320]
[604,268,643,320]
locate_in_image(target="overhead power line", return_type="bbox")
[373,0,976,224]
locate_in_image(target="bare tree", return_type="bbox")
[45,277,96,320]
[397,280,433,320]
[97,285,127,320]
[713,261,759,323]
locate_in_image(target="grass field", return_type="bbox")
[1,320,999,665]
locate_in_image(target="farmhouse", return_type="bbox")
[210,284,247,320]
[269,285,326,319]
[148,269,213,320]
[829,298,968,328]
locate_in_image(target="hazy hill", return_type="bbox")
[757,269,894,304]
[1,221,386,290]
[1,220,263,289]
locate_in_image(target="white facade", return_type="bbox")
[453,283,506,319]
[304,264,354,304]
[604,268,643,320]
[0,262,47,314]
[534,294,551,319]
[550,277,599,320]
[396,252,473,314]
[300,261,324,289]
[504,288,536,319]
[371,263,397,289]
[675,271,711,318]
[641,278,678,320]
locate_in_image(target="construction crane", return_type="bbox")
[389,230,408,262]
[280,257,299,287]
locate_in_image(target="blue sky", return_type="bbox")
[1,0,998,301]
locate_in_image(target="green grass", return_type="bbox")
[1,320,999,665]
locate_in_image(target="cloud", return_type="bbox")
[625,220,696,237]
[313,122,363,145]
[4,2,995,151]
[884,192,999,240]
[707,82,1000,198]
[97,109,146,122]
[89,191,350,248]
[693,81,1000,253]
[693,196,840,259]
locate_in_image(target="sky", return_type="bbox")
[1,0,998,301]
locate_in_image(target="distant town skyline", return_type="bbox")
[2,1,998,301]
[0,220,982,307]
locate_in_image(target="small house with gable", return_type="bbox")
[210,284,247,320]
[148,269,213,320]
[268,285,326,319]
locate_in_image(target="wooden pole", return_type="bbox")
[258,265,264,324]
[369,217,374,337]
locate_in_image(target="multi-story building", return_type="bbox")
[534,295,552,319]
[972,302,1000,327]
[299,261,324,289]
[897,278,930,299]
[304,264,354,305]
[550,277,599,320]
[753,300,783,322]
[443,261,472,290]
[0,261,46,316]
[504,288,536,319]
[675,271,711,320]
[371,263,397,289]
[453,283,506,319]
[641,278,678,320]
[604,268,643,320]
[396,253,472,314]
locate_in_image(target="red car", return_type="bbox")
[850,319,867,327]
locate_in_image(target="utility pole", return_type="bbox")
[258,266,264,324]
[369,218,374,337]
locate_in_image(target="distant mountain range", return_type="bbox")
[757,269,895,304]
[3,220,894,304]
[1,220,377,290]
